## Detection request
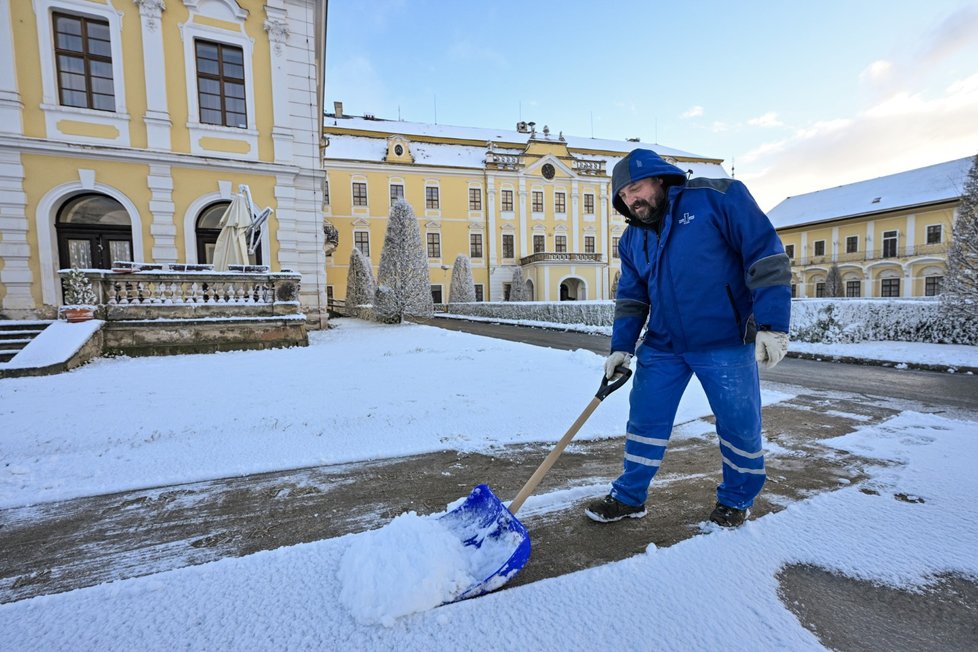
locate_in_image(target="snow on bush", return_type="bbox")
[448,255,475,303]
[789,300,978,345]
[440,299,978,344]
[446,300,614,326]
[374,200,434,322]
[508,267,526,301]
[941,152,978,321]
[345,247,376,318]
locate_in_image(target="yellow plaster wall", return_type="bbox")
[914,207,954,243]
[11,2,46,138]
[164,2,192,153]
[119,5,148,149]
[805,226,834,257]
[870,214,907,250]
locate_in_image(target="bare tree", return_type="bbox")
[611,270,621,298]
[941,152,978,318]
[345,247,375,317]
[824,263,845,297]
[509,267,526,301]
[448,254,476,303]
[374,200,434,322]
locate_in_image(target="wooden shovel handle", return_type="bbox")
[507,366,632,514]
[508,396,602,514]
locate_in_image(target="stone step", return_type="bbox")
[0,338,32,349]
[0,331,43,341]
[0,321,53,365]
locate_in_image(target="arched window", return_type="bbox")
[196,201,228,264]
[195,201,262,265]
[56,193,132,269]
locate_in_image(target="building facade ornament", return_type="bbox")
[264,18,290,54]
[134,0,166,31]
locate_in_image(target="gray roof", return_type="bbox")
[767,156,974,229]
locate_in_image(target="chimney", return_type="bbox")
[333,101,344,118]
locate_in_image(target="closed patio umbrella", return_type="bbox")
[212,193,252,271]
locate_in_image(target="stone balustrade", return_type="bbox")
[58,268,303,321]
[519,252,604,265]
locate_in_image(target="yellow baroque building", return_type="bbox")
[322,111,728,304]
[0,0,329,322]
[769,157,971,299]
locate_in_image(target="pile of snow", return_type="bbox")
[337,512,476,626]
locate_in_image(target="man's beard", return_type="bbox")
[630,199,665,224]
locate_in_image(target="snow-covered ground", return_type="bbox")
[1,319,977,650]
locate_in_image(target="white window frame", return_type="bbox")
[179,15,258,159]
[34,0,131,146]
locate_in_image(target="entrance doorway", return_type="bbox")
[55,194,133,269]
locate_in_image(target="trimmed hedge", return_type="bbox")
[442,299,978,345]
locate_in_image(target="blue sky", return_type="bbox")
[325,1,978,211]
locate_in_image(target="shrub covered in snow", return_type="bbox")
[941,152,978,322]
[345,248,376,318]
[789,300,978,345]
[446,301,614,326]
[448,255,475,303]
[62,268,97,307]
[508,267,526,301]
[374,200,434,322]
[440,298,978,345]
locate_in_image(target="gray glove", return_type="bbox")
[755,331,788,369]
[604,351,633,379]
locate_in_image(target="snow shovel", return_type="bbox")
[438,365,633,601]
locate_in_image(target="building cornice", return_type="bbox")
[0,135,322,176]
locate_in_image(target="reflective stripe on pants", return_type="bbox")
[610,343,765,510]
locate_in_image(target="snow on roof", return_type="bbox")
[324,116,730,179]
[768,157,973,229]
[324,115,719,161]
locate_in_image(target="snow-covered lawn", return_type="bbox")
[1,319,977,650]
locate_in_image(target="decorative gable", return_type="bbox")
[385,136,414,164]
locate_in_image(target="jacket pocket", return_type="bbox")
[724,284,754,344]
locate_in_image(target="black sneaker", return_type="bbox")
[584,495,647,523]
[709,502,749,528]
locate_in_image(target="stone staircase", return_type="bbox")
[0,321,52,364]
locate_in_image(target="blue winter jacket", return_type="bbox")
[610,149,791,355]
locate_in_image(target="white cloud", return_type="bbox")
[859,59,893,84]
[710,121,729,133]
[747,112,783,127]
[737,74,978,211]
[681,105,704,119]
[918,6,978,67]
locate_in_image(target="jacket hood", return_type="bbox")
[611,149,688,218]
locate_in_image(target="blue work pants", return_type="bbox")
[610,343,765,510]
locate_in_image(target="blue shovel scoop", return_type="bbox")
[438,366,632,601]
